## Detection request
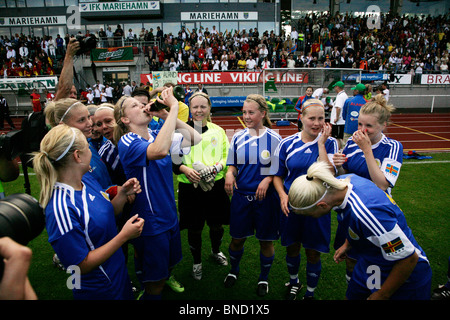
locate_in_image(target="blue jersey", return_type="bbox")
[118,129,186,236]
[272,132,338,250]
[45,174,133,300]
[227,127,282,193]
[343,94,366,135]
[343,134,403,191]
[98,139,127,185]
[87,143,112,190]
[334,174,431,290]
[88,136,107,153]
[272,132,339,190]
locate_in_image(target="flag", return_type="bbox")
[382,237,405,256]
[288,43,297,54]
[385,164,399,176]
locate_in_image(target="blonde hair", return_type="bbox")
[361,94,395,125]
[189,91,212,122]
[45,98,86,127]
[113,96,131,144]
[301,98,324,115]
[288,161,349,214]
[244,94,272,128]
[96,103,115,113]
[32,125,87,207]
[87,105,98,116]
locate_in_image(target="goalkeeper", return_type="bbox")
[172,91,230,281]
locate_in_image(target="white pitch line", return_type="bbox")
[402,160,450,165]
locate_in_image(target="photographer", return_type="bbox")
[0,237,37,300]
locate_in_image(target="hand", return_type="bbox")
[318,122,332,146]
[367,290,390,300]
[279,192,290,217]
[157,87,179,111]
[352,129,372,153]
[121,214,144,240]
[255,177,270,201]
[0,237,36,300]
[120,178,141,196]
[332,152,347,167]
[66,37,80,58]
[333,241,351,264]
[181,166,201,184]
[224,172,237,197]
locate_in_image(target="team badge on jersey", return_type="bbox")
[261,150,271,160]
[211,137,218,147]
[382,237,405,256]
[348,227,360,240]
[101,191,110,201]
[375,158,381,167]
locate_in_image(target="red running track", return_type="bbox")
[2,113,449,153]
[213,113,450,153]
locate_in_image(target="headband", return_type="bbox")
[119,97,129,117]
[96,106,114,113]
[301,102,324,113]
[289,181,330,211]
[189,91,210,104]
[55,127,77,162]
[60,101,82,123]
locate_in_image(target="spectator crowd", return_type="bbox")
[0,33,67,78]
[0,12,449,79]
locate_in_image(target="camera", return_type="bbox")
[0,130,26,161]
[150,85,186,111]
[75,34,98,55]
[0,112,48,162]
[0,193,45,281]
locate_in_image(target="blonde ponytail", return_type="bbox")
[288,161,349,213]
[32,125,87,207]
[361,93,395,125]
[113,96,130,145]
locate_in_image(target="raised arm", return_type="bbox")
[54,38,80,101]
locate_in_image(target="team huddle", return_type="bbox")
[32,85,432,300]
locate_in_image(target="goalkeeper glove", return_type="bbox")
[198,163,223,183]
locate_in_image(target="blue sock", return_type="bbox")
[229,246,244,275]
[305,260,322,297]
[286,254,301,285]
[259,252,274,281]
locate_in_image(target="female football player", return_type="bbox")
[173,91,230,281]
[224,94,282,297]
[113,87,201,300]
[333,94,403,194]
[45,98,112,189]
[272,98,338,300]
[33,124,144,300]
[288,161,432,300]
[332,94,403,283]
